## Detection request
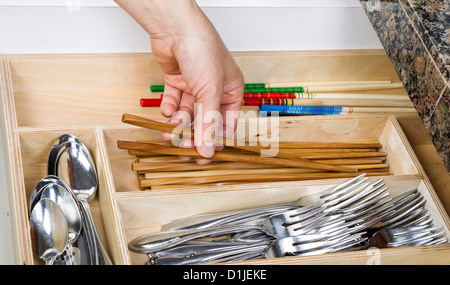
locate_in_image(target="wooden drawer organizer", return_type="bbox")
[1,51,450,265]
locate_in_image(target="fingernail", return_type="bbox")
[199,142,215,158]
[179,156,192,161]
[196,158,212,165]
[180,139,193,148]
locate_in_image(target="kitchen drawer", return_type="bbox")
[1,51,449,265]
[120,177,450,265]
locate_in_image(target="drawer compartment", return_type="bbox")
[1,51,449,265]
[103,115,419,193]
[117,177,450,265]
[16,127,119,264]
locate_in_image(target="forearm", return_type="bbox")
[115,0,244,159]
[114,0,206,39]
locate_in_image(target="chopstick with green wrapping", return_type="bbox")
[150,82,403,93]
[150,83,265,92]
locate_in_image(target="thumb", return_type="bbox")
[193,87,223,158]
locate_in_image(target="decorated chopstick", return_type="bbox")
[242,83,403,93]
[243,93,409,100]
[259,105,416,115]
[140,94,411,107]
[242,98,412,107]
[150,82,403,93]
[258,80,393,88]
[149,81,395,92]
[150,83,271,91]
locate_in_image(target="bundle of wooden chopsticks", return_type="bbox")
[118,114,391,190]
[143,81,415,115]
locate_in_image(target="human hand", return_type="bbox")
[115,0,244,163]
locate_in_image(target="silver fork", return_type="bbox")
[231,180,391,242]
[142,183,447,264]
[264,225,446,259]
[128,203,331,253]
[370,189,426,229]
[161,173,372,231]
[147,240,270,265]
[130,185,391,254]
[129,175,390,253]
[264,191,447,258]
[263,207,392,258]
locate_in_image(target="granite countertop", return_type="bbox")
[359,0,449,174]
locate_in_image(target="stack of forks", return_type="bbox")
[127,174,447,265]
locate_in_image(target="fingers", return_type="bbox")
[178,138,194,161]
[160,84,181,118]
[221,61,245,141]
[160,86,242,164]
[176,138,214,165]
[160,91,195,140]
[220,100,243,140]
[193,86,223,158]
[160,85,242,161]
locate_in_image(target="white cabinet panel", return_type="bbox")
[0,6,382,54]
[0,0,362,8]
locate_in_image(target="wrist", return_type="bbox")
[116,0,202,40]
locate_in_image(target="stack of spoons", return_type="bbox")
[29,176,81,265]
[29,134,112,265]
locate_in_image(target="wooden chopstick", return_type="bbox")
[133,161,284,172]
[262,80,393,88]
[287,83,404,93]
[144,167,324,179]
[316,158,385,164]
[120,140,384,158]
[292,152,387,159]
[136,156,384,165]
[117,140,357,173]
[257,141,382,149]
[132,158,386,172]
[139,171,392,187]
[134,142,378,153]
[122,114,388,172]
[264,98,413,108]
[119,115,359,173]
[143,163,389,179]
[275,148,377,153]
[120,141,385,161]
[134,139,383,150]
[136,156,196,163]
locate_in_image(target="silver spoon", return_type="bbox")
[54,140,112,265]
[29,176,84,264]
[29,175,68,213]
[46,136,94,265]
[40,182,82,265]
[30,198,69,265]
[48,134,90,176]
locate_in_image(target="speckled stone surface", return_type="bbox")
[428,87,450,169]
[360,0,449,173]
[401,0,450,79]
